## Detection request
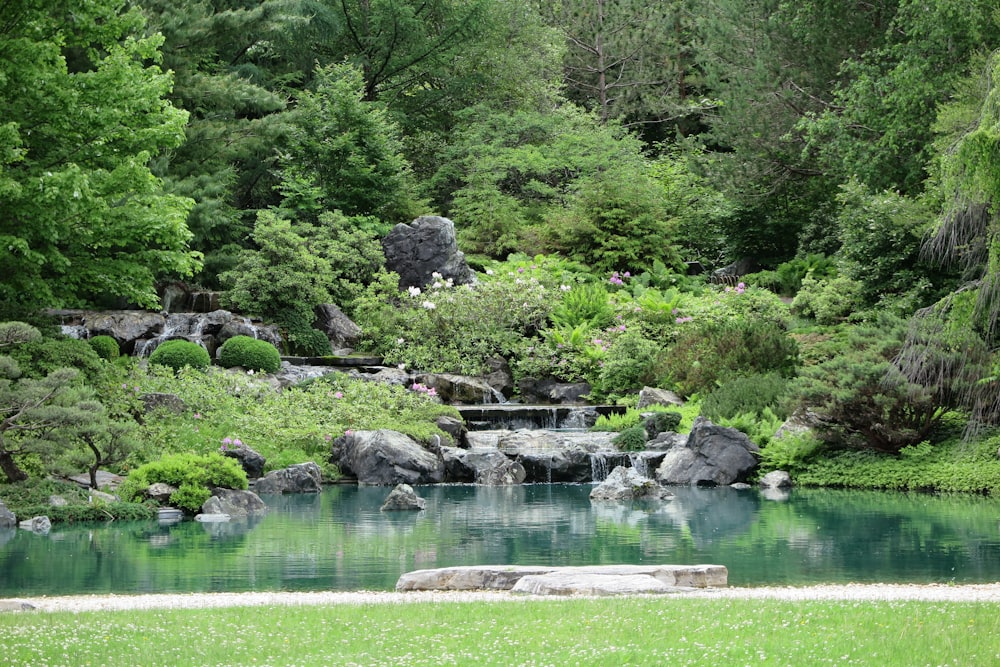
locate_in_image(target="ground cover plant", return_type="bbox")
[0,598,997,666]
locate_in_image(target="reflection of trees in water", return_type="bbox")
[5,486,1000,595]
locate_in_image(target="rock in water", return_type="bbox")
[380,484,427,511]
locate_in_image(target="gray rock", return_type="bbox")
[146,482,178,503]
[253,462,323,494]
[314,304,361,353]
[89,490,118,503]
[412,373,503,404]
[655,417,760,486]
[222,444,266,479]
[435,415,467,449]
[84,310,164,344]
[511,573,674,596]
[19,516,51,533]
[493,430,616,483]
[140,392,186,415]
[0,600,36,612]
[516,377,591,404]
[396,564,728,592]
[382,216,475,289]
[48,495,68,507]
[333,430,444,486]
[194,513,231,523]
[589,466,673,501]
[760,470,792,489]
[380,484,426,511]
[444,447,528,485]
[67,470,124,490]
[202,488,268,518]
[0,501,15,529]
[363,367,411,386]
[636,387,684,409]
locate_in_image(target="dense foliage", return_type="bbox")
[4,0,1000,512]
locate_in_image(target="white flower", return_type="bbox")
[421,300,437,310]
[560,284,571,291]
[485,269,494,275]
[407,286,421,297]
[396,338,405,345]
[432,271,443,280]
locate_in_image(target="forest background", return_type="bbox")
[3,0,1000,515]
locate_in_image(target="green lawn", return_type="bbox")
[1,597,996,666]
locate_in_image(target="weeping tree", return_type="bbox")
[898,49,1000,431]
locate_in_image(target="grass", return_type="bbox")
[1,597,998,666]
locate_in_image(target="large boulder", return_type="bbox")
[202,488,268,518]
[333,430,444,486]
[655,417,760,486]
[314,304,361,353]
[441,447,526,485]
[495,429,617,483]
[0,500,15,529]
[517,377,591,404]
[589,466,674,501]
[636,386,684,409]
[382,216,474,289]
[380,483,426,511]
[253,462,323,494]
[760,470,792,489]
[221,443,266,479]
[412,373,503,404]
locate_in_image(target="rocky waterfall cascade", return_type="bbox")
[54,308,283,358]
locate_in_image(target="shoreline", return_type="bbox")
[7,583,1000,613]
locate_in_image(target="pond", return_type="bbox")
[2,484,1000,597]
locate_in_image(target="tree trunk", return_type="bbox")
[0,450,28,483]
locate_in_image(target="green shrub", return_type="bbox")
[118,452,248,513]
[789,315,960,453]
[791,275,864,324]
[218,336,282,373]
[717,408,784,448]
[659,319,799,397]
[5,337,105,381]
[592,332,663,401]
[0,321,42,347]
[592,408,644,432]
[550,282,615,329]
[87,335,120,361]
[147,339,211,372]
[759,431,825,475]
[643,411,682,438]
[701,373,790,421]
[613,424,648,451]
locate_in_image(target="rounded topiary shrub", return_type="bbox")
[147,339,211,371]
[87,335,120,361]
[218,335,282,373]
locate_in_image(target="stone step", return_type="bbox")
[395,564,727,594]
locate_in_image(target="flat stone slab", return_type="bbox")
[395,564,727,593]
[512,573,678,596]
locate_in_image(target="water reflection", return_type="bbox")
[2,485,1000,596]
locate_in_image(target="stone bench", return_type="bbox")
[395,564,727,596]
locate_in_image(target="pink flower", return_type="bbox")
[334,391,344,399]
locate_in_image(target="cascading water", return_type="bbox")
[590,453,611,482]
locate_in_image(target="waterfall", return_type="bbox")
[628,452,651,479]
[590,453,611,482]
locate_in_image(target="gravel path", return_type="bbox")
[6,583,1000,613]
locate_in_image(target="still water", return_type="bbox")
[2,484,1000,596]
